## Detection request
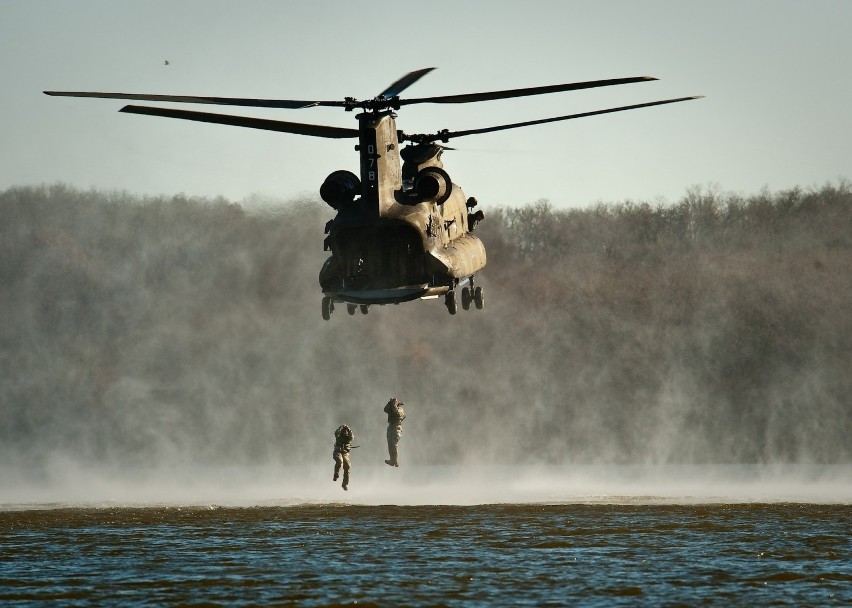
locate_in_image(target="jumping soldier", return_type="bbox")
[383,397,406,467]
[332,424,354,490]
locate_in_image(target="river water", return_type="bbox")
[1,465,849,606]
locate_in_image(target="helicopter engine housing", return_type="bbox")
[320,170,361,209]
[414,166,452,204]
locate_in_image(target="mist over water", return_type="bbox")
[1,183,850,506]
[2,463,850,509]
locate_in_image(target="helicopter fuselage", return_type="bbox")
[319,111,486,313]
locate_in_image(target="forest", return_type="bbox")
[1,182,850,469]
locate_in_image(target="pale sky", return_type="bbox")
[2,1,850,209]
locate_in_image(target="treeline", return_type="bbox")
[1,182,850,468]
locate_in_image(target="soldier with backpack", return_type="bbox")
[383,397,406,467]
[332,424,355,491]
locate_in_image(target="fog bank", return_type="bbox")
[1,182,850,496]
[3,463,849,508]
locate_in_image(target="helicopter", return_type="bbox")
[45,69,701,319]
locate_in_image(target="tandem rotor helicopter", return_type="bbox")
[45,68,701,319]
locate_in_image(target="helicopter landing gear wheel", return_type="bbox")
[322,296,333,320]
[360,305,369,315]
[473,286,484,310]
[461,286,472,310]
[445,290,457,315]
[347,303,357,315]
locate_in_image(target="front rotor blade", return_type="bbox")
[404,96,704,142]
[399,76,657,106]
[45,90,345,109]
[120,105,359,139]
[379,67,436,99]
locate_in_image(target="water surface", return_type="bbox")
[2,465,849,606]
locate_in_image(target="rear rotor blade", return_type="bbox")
[402,96,704,143]
[399,76,658,106]
[45,90,345,109]
[378,67,436,99]
[120,105,359,139]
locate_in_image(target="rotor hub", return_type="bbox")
[345,96,402,112]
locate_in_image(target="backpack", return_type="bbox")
[386,398,405,421]
[335,425,353,443]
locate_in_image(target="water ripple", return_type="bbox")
[0,503,849,606]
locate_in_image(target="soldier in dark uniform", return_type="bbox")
[383,397,406,467]
[332,424,354,490]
